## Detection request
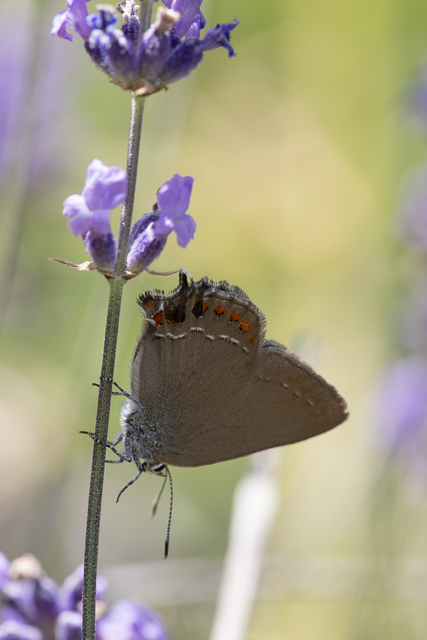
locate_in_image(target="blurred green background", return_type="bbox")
[1,0,427,638]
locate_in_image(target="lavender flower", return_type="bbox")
[63,159,127,272]
[0,554,169,640]
[51,0,239,95]
[97,600,168,640]
[127,173,196,274]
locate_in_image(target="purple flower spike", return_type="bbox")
[51,0,91,42]
[63,159,127,271]
[156,174,196,247]
[54,0,238,95]
[97,600,169,640]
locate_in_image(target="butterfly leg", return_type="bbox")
[98,377,144,409]
[80,431,131,463]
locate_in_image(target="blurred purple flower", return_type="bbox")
[52,0,238,95]
[0,3,27,178]
[126,174,195,274]
[0,1,83,187]
[59,564,107,613]
[0,620,42,640]
[63,159,127,270]
[55,611,81,640]
[375,356,427,452]
[2,577,59,629]
[398,164,427,250]
[0,555,168,640]
[0,554,9,591]
[97,600,168,640]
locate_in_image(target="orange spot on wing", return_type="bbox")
[153,312,164,325]
[240,320,252,332]
[250,333,256,343]
[202,302,209,313]
[230,310,240,322]
[290,375,299,382]
[215,305,226,316]
[144,298,153,309]
[303,385,311,392]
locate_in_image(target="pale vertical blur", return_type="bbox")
[1,0,427,638]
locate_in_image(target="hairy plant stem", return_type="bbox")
[82,92,146,640]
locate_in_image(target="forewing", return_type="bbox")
[158,339,348,467]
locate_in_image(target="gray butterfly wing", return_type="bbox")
[158,339,348,467]
[129,273,348,467]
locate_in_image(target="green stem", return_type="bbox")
[139,0,155,31]
[81,92,145,640]
[115,94,146,275]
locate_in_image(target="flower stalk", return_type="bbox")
[81,92,145,640]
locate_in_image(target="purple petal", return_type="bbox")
[66,208,112,237]
[157,174,194,219]
[55,611,81,640]
[51,0,91,41]
[1,580,38,624]
[62,194,87,219]
[0,621,42,640]
[51,11,74,42]
[162,0,203,39]
[82,159,127,212]
[154,174,196,247]
[200,20,239,57]
[1,608,27,625]
[171,212,196,247]
[60,565,108,613]
[97,600,169,640]
[33,577,60,626]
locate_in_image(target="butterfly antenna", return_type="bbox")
[164,466,173,559]
[149,472,168,518]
